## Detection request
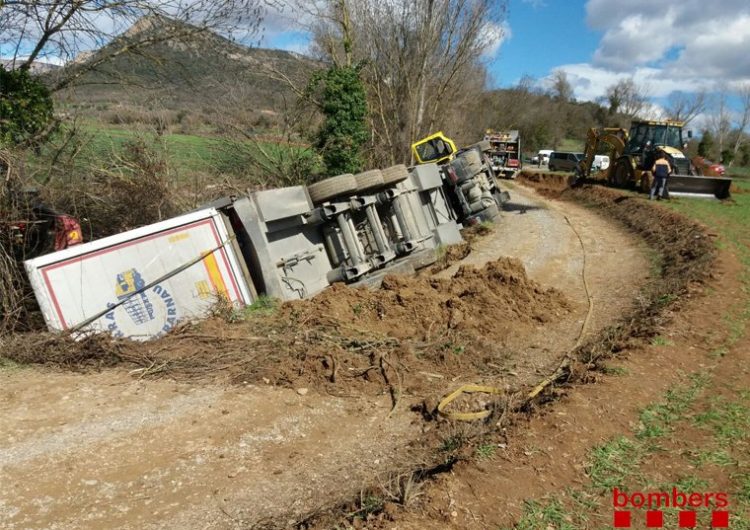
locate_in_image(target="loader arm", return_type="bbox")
[579,127,627,179]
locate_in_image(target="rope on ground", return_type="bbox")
[526,214,594,400]
[436,214,595,420]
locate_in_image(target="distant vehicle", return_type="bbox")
[691,156,726,176]
[594,155,610,170]
[537,149,553,165]
[483,130,521,179]
[548,151,584,172]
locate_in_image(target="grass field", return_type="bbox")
[555,138,585,153]
[30,123,318,182]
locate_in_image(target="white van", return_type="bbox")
[594,155,610,170]
[537,149,553,165]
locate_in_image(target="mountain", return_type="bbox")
[50,16,322,132]
[2,60,61,74]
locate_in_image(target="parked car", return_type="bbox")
[548,151,584,172]
[691,156,726,176]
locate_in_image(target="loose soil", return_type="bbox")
[0,182,660,529]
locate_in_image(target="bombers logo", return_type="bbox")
[613,487,730,528]
[105,268,178,338]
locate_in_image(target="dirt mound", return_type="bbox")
[427,242,471,273]
[288,258,569,343]
[518,170,576,192]
[1,258,570,399]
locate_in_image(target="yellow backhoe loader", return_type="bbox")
[576,120,732,199]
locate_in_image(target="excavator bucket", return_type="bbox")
[667,174,733,200]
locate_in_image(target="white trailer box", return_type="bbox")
[24,208,254,340]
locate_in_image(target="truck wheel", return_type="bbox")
[354,169,385,193]
[381,164,409,185]
[307,173,357,204]
[457,149,483,175]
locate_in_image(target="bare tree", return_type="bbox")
[605,77,650,119]
[287,0,508,165]
[665,90,707,125]
[707,87,732,160]
[549,70,573,102]
[731,82,750,165]
[0,0,266,91]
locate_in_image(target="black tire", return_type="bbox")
[381,164,409,185]
[610,159,633,188]
[307,173,357,204]
[353,169,384,192]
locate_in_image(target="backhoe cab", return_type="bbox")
[577,120,732,199]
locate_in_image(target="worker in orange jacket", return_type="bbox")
[650,150,672,200]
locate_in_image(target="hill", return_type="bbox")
[50,16,322,134]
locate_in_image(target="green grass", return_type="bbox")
[636,374,708,440]
[587,436,641,490]
[693,397,750,445]
[556,138,585,153]
[650,335,674,346]
[243,295,279,315]
[599,364,630,376]
[729,166,750,178]
[475,443,497,460]
[30,122,318,179]
[506,499,578,530]
[0,356,22,371]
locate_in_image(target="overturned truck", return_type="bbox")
[25,159,508,340]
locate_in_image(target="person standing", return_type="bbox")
[650,150,672,200]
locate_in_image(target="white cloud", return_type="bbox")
[555,63,711,102]
[547,1,750,105]
[584,0,750,81]
[481,20,511,58]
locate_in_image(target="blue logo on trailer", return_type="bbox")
[104,268,179,338]
[115,269,155,325]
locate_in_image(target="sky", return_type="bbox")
[4,0,748,123]
[261,0,750,120]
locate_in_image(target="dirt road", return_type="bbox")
[0,184,650,529]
